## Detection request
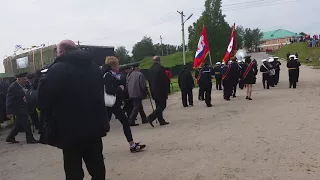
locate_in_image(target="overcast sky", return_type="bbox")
[0,0,319,73]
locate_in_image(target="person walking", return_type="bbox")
[242,56,258,100]
[198,63,213,107]
[178,66,194,107]
[221,62,232,101]
[213,62,222,91]
[287,55,300,88]
[273,57,282,85]
[230,58,240,98]
[260,59,271,89]
[195,64,205,101]
[38,40,109,180]
[102,56,146,152]
[126,63,148,125]
[6,72,38,144]
[147,56,170,127]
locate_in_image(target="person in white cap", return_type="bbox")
[273,57,282,85]
[287,55,300,88]
[213,62,222,90]
[268,58,276,87]
[260,59,271,89]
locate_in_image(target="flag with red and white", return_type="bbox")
[194,25,210,68]
[222,23,237,64]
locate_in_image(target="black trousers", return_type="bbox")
[63,138,105,180]
[181,89,193,107]
[29,110,40,130]
[289,70,298,88]
[215,77,222,90]
[232,81,238,96]
[198,87,204,100]
[203,84,212,106]
[223,80,232,99]
[148,98,167,124]
[123,99,133,118]
[297,68,300,82]
[6,114,34,141]
[128,98,147,123]
[107,105,133,142]
[239,80,245,89]
[262,73,270,89]
[275,69,280,84]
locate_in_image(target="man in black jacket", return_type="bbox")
[213,62,222,91]
[38,40,108,180]
[147,56,170,127]
[6,72,37,144]
[178,66,194,107]
[198,63,213,107]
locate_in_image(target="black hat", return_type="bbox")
[15,72,28,78]
[27,73,35,79]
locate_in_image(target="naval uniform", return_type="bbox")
[213,65,222,90]
[287,59,300,88]
[198,66,213,107]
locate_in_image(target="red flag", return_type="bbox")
[222,23,237,64]
[194,25,210,68]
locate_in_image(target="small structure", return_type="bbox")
[259,29,301,52]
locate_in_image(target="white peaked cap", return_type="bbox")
[262,59,267,62]
[268,58,274,62]
[294,57,299,60]
[237,60,242,63]
[41,69,48,73]
[273,57,279,59]
[216,62,221,65]
[289,55,296,58]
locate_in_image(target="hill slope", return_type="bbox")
[272,42,320,67]
[139,51,194,69]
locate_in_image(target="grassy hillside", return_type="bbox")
[272,42,320,67]
[139,51,194,69]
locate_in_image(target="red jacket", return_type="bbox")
[165,70,173,82]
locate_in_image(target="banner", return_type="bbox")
[222,23,237,64]
[16,57,29,69]
[194,25,210,68]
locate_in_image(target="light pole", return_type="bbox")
[177,11,193,65]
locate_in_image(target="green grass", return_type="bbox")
[272,42,320,67]
[140,51,194,69]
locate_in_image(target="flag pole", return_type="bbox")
[208,51,213,66]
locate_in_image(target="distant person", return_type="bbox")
[238,60,245,89]
[178,66,194,107]
[287,55,300,88]
[273,57,282,85]
[213,62,222,91]
[260,59,271,89]
[221,61,232,101]
[268,58,276,87]
[198,63,213,107]
[242,56,258,100]
[195,63,205,101]
[38,40,109,179]
[147,56,170,127]
[6,72,37,144]
[25,73,40,131]
[230,57,240,98]
[126,63,148,125]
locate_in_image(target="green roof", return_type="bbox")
[262,29,300,40]
[0,73,15,78]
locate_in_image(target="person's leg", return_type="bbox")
[232,83,237,97]
[17,115,35,142]
[63,145,84,180]
[215,78,219,90]
[181,90,188,107]
[246,84,250,98]
[30,110,40,130]
[222,81,227,99]
[6,120,20,142]
[205,84,212,107]
[112,107,134,144]
[138,101,147,123]
[83,138,106,180]
[219,78,222,90]
[289,71,293,88]
[154,99,168,125]
[128,98,140,125]
[262,74,266,89]
[188,89,193,106]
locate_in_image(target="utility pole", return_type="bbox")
[177,11,193,65]
[167,44,169,56]
[160,35,164,56]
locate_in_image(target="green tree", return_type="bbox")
[235,25,245,49]
[132,36,155,61]
[188,0,231,63]
[244,28,253,49]
[252,28,263,49]
[115,46,131,64]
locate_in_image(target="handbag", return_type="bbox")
[103,73,116,107]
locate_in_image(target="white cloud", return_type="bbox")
[1,0,319,73]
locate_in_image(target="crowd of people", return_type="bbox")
[0,39,303,179]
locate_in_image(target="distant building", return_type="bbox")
[259,29,301,52]
[3,45,115,74]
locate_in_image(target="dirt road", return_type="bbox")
[1,52,320,180]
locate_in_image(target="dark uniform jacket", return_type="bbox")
[6,81,28,116]
[198,66,213,85]
[213,66,222,79]
[178,69,194,90]
[287,59,300,69]
[38,49,108,149]
[260,63,270,73]
[273,60,282,71]
[230,62,240,85]
[148,63,170,100]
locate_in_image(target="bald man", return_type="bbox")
[38,40,108,179]
[147,56,170,127]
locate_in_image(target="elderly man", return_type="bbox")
[38,40,108,180]
[147,56,170,127]
[6,72,38,144]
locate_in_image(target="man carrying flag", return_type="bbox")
[222,23,237,65]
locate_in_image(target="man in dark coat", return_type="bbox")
[37,40,108,180]
[25,73,40,131]
[273,57,282,85]
[195,65,204,100]
[6,72,37,144]
[178,66,194,107]
[147,56,170,127]
[287,55,300,89]
[230,58,240,98]
[221,62,232,101]
[120,65,134,120]
[198,63,213,107]
[213,62,222,91]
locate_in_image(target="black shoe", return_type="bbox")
[130,123,139,127]
[27,139,38,144]
[130,143,146,153]
[248,98,253,100]
[160,122,169,126]
[207,104,212,107]
[233,95,236,98]
[246,96,249,99]
[147,117,154,127]
[225,98,230,101]
[189,104,193,107]
[6,139,19,144]
[183,105,188,107]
